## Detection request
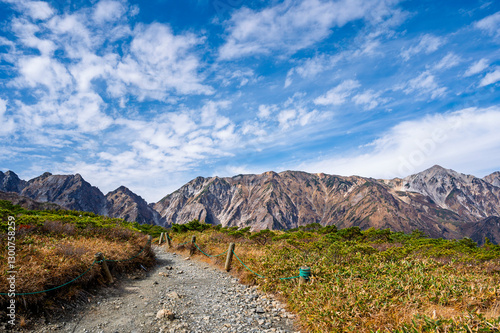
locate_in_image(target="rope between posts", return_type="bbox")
[0,260,98,296]
[231,249,266,278]
[193,242,228,257]
[0,236,151,296]
[231,249,301,280]
[167,233,306,281]
[106,236,152,262]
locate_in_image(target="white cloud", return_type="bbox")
[258,104,276,119]
[299,107,500,178]
[401,34,444,61]
[15,55,73,94]
[114,23,213,99]
[464,58,489,77]
[0,98,15,136]
[314,79,360,105]
[474,11,500,37]
[479,68,500,87]
[277,109,297,129]
[284,54,341,87]
[93,1,127,24]
[6,0,55,20]
[352,89,387,110]
[397,71,446,99]
[433,52,460,70]
[11,18,56,55]
[216,68,256,87]
[219,0,402,60]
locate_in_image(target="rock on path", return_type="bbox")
[26,246,301,333]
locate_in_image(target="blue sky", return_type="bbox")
[0,0,499,202]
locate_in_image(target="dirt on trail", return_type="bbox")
[13,245,302,333]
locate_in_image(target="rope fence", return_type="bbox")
[2,229,310,297]
[160,231,310,283]
[0,235,152,296]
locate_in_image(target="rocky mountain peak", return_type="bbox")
[484,172,500,187]
[394,165,500,219]
[0,170,26,193]
[20,172,108,214]
[106,185,164,225]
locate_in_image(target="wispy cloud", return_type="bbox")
[401,34,444,61]
[474,11,500,37]
[396,71,447,99]
[432,52,461,71]
[464,58,489,77]
[314,80,361,105]
[219,0,402,60]
[299,107,500,178]
[352,90,388,110]
[479,68,500,87]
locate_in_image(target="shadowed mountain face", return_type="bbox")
[0,170,27,193]
[0,191,62,211]
[0,171,163,225]
[463,216,500,246]
[20,172,108,214]
[105,186,163,225]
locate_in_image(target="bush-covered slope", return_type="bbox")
[0,200,166,324]
[169,221,500,332]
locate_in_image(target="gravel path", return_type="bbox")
[25,246,301,333]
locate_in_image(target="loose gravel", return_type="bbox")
[21,246,301,333]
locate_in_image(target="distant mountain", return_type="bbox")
[2,166,499,243]
[463,216,500,246]
[0,171,163,225]
[153,170,459,238]
[0,190,62,211]
[154,166,500,243]
[105,186,163,225]
[387,165,500,221]
[484,171,500,187]
[0,170,26,193]
[20,172,108,214]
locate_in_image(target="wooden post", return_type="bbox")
[299,266,310,285]
[166,232,172,248]
[159,232,164,245]
[95,252,113,283]
[225,243,235,272]
[190,235,196,256]
[146,235,152,254]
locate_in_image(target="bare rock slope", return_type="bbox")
[154,166,500,242]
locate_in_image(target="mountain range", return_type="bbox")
[1,166,499,244]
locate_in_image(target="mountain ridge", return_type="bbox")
[1,166,499,244]
[0,170,163,225]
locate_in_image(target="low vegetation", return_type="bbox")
[170,221,500,332]
[0,200,163,322]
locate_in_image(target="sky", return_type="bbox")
[0,0,499,202]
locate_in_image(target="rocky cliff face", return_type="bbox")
[20,172,108,214]
[0,190,62,211]
[0,170,26,193]
[463,216,500,246]
[388,165,500,221]
[154,170,470,238]
[0,171,162,225]
[484,172,500,187]
[105,186,163,225]
[3,166,499,243]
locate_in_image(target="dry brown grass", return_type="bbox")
[165,230,500,332]
[0,222,154,318]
